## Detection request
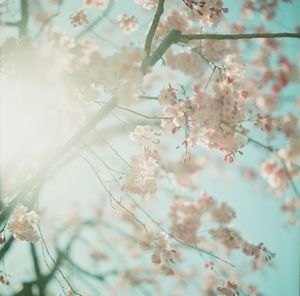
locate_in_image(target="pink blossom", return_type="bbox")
[118,15,139,33]
[70,9,89,27]
[8,206,40,242]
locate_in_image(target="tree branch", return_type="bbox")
[141,29,182,73]
[0,98,117,225]
[3,0,29,36]
[30,243,45,296]
[179,32,300,42]
[141,30,300,73]
[144,0,165,58]
[65,256,116,282]
[0,235,14,260]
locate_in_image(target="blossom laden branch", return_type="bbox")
[243,134,300,199]
[141,30,300,73]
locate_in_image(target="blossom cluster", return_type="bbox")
[242,0,290,20]
[216,281,239,296]
[182,0,229,27]
[156,9,192,39]
[135,0,158,10]
[163,154,207,188]
[70,9,89,27]
[201,39,228,62]
[123,126,161,196]
[118,14,139,33]
[169,193,236,244]
[261,158,299,195]
[166,49,205,77]
[281,198,300,225]
[169,193,275,268]
[48,30,144,104]
[159,79,249,160]
[8,206,40,242]
[83,0,109,9]
[71,0,110,27]
[140,232,179,275]
[94,47,144,103]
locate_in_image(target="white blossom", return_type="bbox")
[8,206,40,242]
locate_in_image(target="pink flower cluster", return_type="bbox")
[141,232,179,275]
[224,54,246,83]
[163,154,207,188]
[183,0,229,27]
[70,9,89,27]
[169,193,236,244]
[83,0,109,9]
[261,158,299,195]
[169,197,205,244]
[209,227,242,250]
[156,9,192,39]
[243,242,276,269]
[123,152,159,195]
[135,0,158,10]
[124,126,160,196]
[201,39,228,62]
[8,206,40,242]
[159,81,249,159]
[210,227,275,267]
[118,15,139,33]
[217,281,239,296]
[166,50,205,77]
[242,0,290,20]
[168,193,275,268]
[282,198,300,225]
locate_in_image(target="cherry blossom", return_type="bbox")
[261,158,299,195]
[0,0,299,295]
[83,0,109,9]
[8,206,40,242]
[141,232,179,275]
[217,281,239,296]
[118,14,139,33]
[124,126,161,195]
[183,0,229,27]
[70,8,89,27]
[282,198,300,225]
[135,0,158,10]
